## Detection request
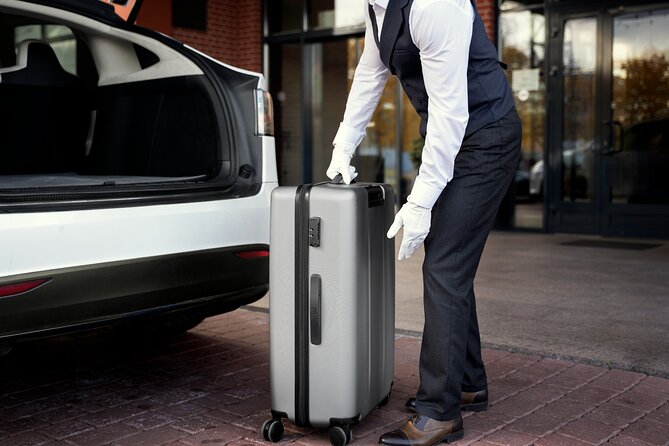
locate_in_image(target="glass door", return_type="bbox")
[548,3,669,238]
[601,7,669,237]
[548,11,602,234]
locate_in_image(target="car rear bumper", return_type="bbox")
[0,244,269,341]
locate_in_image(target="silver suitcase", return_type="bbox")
[263,181,395,445]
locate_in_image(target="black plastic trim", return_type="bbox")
[0,244,269,341]
[309,274,321,346]
[294,184,312,428]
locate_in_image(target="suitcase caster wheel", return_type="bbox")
[328,425,352,446]
[262,419,284,443]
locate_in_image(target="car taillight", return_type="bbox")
[255,89,274,136]
[0,278,51,298]
[234,250,270,260]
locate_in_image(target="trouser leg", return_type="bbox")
[414,110,521,421]
[462,288,487,392]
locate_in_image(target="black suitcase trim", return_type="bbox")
[294,184,313,428]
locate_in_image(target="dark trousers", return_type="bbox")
[415,109,522,421]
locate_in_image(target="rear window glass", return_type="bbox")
[13,24,77,74]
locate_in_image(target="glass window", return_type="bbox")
[269,44,303,185]
[561,18,597,203]
[308,0,365,30]
[401,96,421,204]
[499,5,545,229]
[267,0,302,35]
[310,38,398,192]
[13,24,77,74]
[610,9,669,204]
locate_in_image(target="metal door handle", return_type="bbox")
[601,120,624,155]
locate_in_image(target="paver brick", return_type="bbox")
[179,425,257,446]
[562,384,618,406]
[535,432,592,445]
[39,418,93,440]
[0,431,51,446]
[2,310,669,446]
[542,364,607,390]
[647,402,669,425]
[585,400,646,427]
[620,418,669,446]
[80,402,150,427]
[482,428,539,446]
[67,423,139,446]
[608,389,667,413]
[481,349,511,364]
[170,414,220,434]
[589,369,645,392]
[505,411,565,437]
[607,433,657,445]
[115,425,189,446]
[557,416,621,444]
[124,411,177,430]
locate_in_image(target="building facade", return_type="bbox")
[142,0,669,239]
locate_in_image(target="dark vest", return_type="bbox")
[369,0,515,138]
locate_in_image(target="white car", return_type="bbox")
[0,0,277,348]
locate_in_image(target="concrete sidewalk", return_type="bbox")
[1,309,668,446]
[252,231,669,376]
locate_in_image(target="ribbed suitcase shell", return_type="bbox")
[269,182,395,430]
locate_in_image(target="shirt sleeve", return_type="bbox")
[407,0,474,209]
[332,1,391,153]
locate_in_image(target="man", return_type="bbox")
[326,0,521,444]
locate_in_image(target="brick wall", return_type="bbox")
[171,0,262,73]
[476,0,498,44]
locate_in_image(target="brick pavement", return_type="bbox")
[0,308,668,446]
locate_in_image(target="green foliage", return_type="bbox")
[410,137,425,170]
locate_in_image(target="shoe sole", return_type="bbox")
[439,429,464,443]
[462,401,488,412]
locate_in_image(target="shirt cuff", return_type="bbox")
[332,122,367,150]
[407,176,444,210]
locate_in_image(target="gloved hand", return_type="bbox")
[326,144,358,184]
[386,202,432,260]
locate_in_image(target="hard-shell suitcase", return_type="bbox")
[263,181,395,445]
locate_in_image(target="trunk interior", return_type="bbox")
[0,12,226,193]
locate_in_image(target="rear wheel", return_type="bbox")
[328,425,352,446]
[262,419,284,443]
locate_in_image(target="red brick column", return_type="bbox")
[172,0,262,73]
[476,0,498,44]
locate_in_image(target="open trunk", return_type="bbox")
[0,3,266,207]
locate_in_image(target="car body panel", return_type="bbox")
[0,0,278,340]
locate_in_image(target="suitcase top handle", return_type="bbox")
[330,174,357,185]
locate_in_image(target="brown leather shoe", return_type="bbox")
[405,389,488,413]
[378,413,464,445]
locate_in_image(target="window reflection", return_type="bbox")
[269,44,303,185]
[610,9,669,204]
[308,0,365,30]
[562,18,597,203]
[499,5,545,228]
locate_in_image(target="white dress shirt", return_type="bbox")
[333,0,474,209]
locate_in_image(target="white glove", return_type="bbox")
[386,202,432,261]
[326,145,358,184]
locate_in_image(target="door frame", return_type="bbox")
[546,0,669,238]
